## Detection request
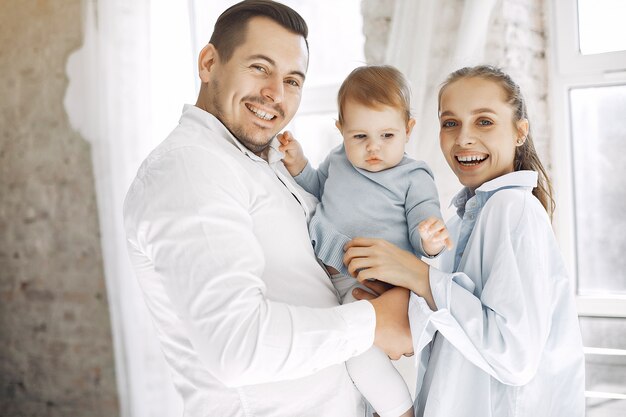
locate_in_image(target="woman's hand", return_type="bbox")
[344,238,428,292]
[344,237,437,309]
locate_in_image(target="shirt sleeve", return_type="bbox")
[124,147,375,387]
[405,165,443,258]
[409,190,556,386]
[293,155,330,199]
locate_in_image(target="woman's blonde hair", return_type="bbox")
[438,65,555,219]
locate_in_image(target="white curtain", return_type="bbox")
[384,0,497,212]
[64,0,195,415]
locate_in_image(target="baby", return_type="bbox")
[279,65,450,417]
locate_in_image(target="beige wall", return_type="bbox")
[0,0,119,415]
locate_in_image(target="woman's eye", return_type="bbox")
[442,120,457,128]
[478,119,493,126]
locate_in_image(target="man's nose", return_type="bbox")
[261,75,284,103]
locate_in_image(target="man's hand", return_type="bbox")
[277,131,308,176]
[366,286,413,360]
[418,216,453,256]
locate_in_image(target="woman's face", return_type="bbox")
[438,77,527,191]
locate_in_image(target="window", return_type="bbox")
[549,1,626,415]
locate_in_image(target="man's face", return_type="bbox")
[200,17,308,156]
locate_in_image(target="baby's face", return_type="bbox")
[338,100,414,172]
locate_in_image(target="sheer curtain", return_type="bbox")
[64,0,194,415]
[384,0,497,211]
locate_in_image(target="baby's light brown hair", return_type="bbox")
[337,65,412,125]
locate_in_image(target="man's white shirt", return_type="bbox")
[123,105,376,417]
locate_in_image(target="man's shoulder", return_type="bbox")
[138,123,240,178]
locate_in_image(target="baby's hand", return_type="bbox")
[418,217,453,256]
[277,131,307,176]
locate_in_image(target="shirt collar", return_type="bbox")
[181,104,282,164]
[450,170,538,211]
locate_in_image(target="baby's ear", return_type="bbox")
[335,120,342,133]
[406,118,416,137]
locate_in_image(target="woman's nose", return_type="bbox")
[456,126,476,146]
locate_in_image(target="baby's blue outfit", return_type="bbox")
[294,144,442,277]
[293,144,443,417]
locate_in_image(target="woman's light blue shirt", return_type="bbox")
[409,170,585,417]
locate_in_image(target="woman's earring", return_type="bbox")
[516,136,526,145]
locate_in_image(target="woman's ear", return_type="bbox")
[516,118,529,146]
[406,118,416,139]
[198,43,219,83]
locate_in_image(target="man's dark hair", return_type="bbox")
[209,0,309,62]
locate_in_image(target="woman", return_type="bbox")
[344,65,585,417]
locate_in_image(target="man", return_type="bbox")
[123,1,411,416]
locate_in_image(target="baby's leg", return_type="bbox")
[346,343,413,417]
[343,283,414,417]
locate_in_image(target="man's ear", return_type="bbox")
[198,43,219,83]
[406,118,416,139]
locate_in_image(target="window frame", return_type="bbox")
[548,0,626,405]
[549,0,626,319]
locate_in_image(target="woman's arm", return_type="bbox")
[344,237,436,310]
[345,191,560,385]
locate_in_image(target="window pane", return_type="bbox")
[289,112,343,168]
[282,0,365,88]
[580,317,626,416]
[577,0,626,55]
[569,85,626,295]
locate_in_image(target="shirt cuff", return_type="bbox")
[408,292,437,365]
[293,161,313,181]
[429,267,453,310]
[336,300,376,357]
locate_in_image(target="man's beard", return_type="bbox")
[209,79,284,155]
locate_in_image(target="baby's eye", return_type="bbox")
[353,134,367,139]
[441,120,457,128]
[382,133,394,139]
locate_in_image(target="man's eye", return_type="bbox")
[285,79,300,87]
[251,65,267,73]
